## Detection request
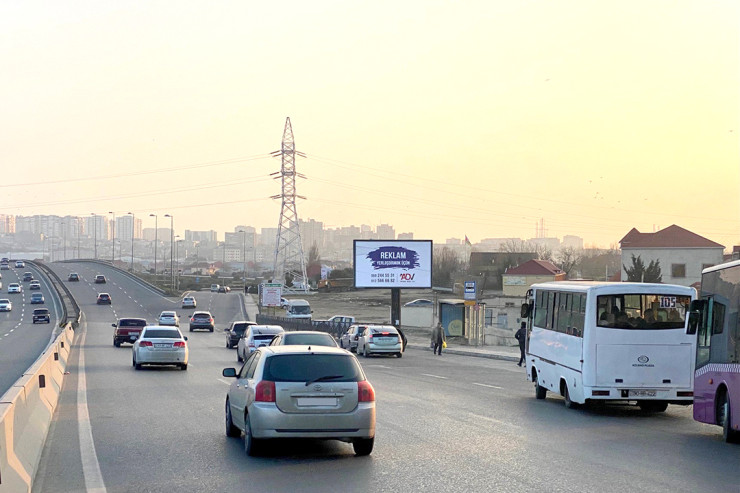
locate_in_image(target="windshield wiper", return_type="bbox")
[305,375,343,386]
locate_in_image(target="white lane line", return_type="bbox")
[218,378,232,385]
[421,373,448,379]
[473,383,503,390]
[77,320,108,493]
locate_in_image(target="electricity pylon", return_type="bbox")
[270,117,309,293]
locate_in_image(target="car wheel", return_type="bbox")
[180,363,188,371]
[363,346,369,358]
[225,399,240,438]
[244,414,260,456]
[132,354,136,368]
[210,327,214,332]
[533,372,547,400]
[114,340,121,348]
[189,327,193,332]
[396,352,403,358]
[237,351,243,363]
[339,340,344,349]
[353,437,374,456]
[134,355,142,370]
[226,340,231,349]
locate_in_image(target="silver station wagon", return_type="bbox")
[222,345,376,457]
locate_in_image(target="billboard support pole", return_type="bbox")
[391,288,401,328]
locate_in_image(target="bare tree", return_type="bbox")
[556,246,583,277]
[433,247,460,287]
[500,239,529,253]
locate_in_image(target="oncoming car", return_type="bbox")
[222,345,376,456]
[32,308,50,324]
[7,283,21,294]
[0,299,12,311]
[356,325,403,358]
[269,331,338,348]
[29,280,41,290]
[132,326,189,370]
[30,292,45,304]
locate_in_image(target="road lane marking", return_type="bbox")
[218,378,232,385]
[467,412,522,430]
[77,318,108,493]
[473,383,503,390]
[421,373,448,379]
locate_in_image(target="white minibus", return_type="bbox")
[521,281,696,411]
[284,299,312,320]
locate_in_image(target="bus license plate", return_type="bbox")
[629,390,657,398]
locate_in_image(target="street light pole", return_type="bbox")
[128,212,135,271]
[175,236,181,291]
[164,214,174,289]
[77,217,81,259]
[239,230,246,285]
[91,213,97,259]
[62,221,67,261]
[150,214,157,276]
[108,211,115,264]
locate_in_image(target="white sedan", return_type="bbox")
[158,311,180,327]
[181,296,197,309]
[7,283,21,294]
[132,326,189,370]
[0,299,11,311]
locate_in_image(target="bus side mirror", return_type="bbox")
[520,303,531,319]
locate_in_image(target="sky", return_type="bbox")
[1,1,738,250]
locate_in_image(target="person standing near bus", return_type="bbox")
[515,322,527,366]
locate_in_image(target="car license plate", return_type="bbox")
[629,390,657,398]
[130,335,138,340]
[154,343,170,348]
[297,397,337,406]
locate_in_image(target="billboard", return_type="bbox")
[354,240,433,289]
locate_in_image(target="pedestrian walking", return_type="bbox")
[431,322,446,355]
[515,322,527,366]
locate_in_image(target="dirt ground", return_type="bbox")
[283,288,437,324]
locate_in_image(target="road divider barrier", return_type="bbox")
[0,323,75,493]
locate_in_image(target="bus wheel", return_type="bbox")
[719,394,740,443]
[563,383,576,409]
[639,401,668,413]
[534,371,547,400]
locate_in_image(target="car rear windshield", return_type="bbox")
[119,319,146,327]
[263,354,363,382]
[143,329,181,339]
[34,309,49,314]
[232,323,249,333]
[193,313,211,319]
[283,334,336,347]
[254,335,276,341]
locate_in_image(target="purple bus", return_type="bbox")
[688,260,740,443]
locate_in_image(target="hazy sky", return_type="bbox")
[2,1,738,250]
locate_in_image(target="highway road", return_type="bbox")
[0,262,65,397]
[32,263,740,493]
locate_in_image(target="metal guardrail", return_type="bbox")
[255,315,354,339]
[27,261,80,328]
[60,259,167,296]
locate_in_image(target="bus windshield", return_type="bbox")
[596,294,691,330]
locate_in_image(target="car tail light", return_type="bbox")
[173,341,186,348]
[358,380,375,402]
[255,381,276,402]
[139,340,153,347]
[209,318,213,323]
[190,317,194,322]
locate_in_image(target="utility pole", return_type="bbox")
[271,117,309,293]
[150,214,158,276]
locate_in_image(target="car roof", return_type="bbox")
[160,310,177,315]
[98,292,110,296]
[192,311,212,315]
[119,317,146,322]
[259,345,351,356]
[33,308,49,313]
[283,331,334,336]
[249,325,284,334]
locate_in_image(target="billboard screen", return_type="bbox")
[354,240,433,288]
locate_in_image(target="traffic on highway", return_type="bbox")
[2,261,738,493]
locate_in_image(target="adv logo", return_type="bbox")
[400,273,415,282]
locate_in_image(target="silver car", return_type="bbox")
[0,299,11,311]
[356,325,403,358]
[269,331,338,348]
[339,325,367,352]
[158,310,180,327]
[132,326,189,370]
[222,346,376,456]
[237,325,284,362]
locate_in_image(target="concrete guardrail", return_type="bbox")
[0,323,75,493]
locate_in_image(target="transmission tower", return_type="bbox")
[271,117,309,293]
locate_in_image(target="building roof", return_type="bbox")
[619,224,724,249]
[505,259,563,276]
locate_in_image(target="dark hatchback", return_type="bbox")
[224,321,256,348]
[32,308,50,324]
[112,317,147,347]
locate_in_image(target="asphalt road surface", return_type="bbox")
[0,262,64,396]
[32,263,740,493]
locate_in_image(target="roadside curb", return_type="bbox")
[406,343,519,362]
